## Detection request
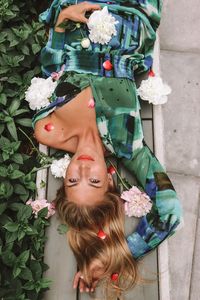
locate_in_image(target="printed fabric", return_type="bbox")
[34,0,183,260]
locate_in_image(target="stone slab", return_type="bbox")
[44,171,77,300]
[142,119,154,152]
[160,0,200,52]
[165,173,200,300]
[190,218,200,300]
[160,51,200,177]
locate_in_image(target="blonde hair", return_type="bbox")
[55,184,140,298]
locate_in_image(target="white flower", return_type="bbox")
[50,154,71,178]
[87,6,119,45]
[25,77,57,110]
[137,75,171,105]
[121,186,152,218]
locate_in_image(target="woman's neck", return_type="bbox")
[75,126,105,157]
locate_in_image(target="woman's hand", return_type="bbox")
[73,271,99,293]
[55,1,101,32]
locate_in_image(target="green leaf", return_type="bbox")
[23,281,34,291]
[17,205,32,220]
[13,55,25,66]
[2,251,16,266]
[5,230,18,243]
[12,141,21,151]
[0,32,7,43]
[2,152,9,161]
[12,153,23,164]
[38,277,52,289]
[8,74,22,86]
[25,181,36,191]
[4,222,19,232]
[0,181,13,199]
[9,202,24,211]
[21,45,30,56]
[13,184,27,195]
[0,66,10,75]
[19,268,33,281]
[57,224,68,235]
[8,99,21,115]
[13,267,22,278]
[5,88,18,97]
[0,203,7,214]
[18,230,25,241]
[37,207,48,219]
[13,108,29,116]
[19,193,29,202]
[0,44,6,53]
[18,250,30,265]
[10,170,24,179]
[0,166,7,177]
[16,118,32,127]
[7,121,18,141]
[30,260,42,280]
[0,124,5,135]
[0,135,9,147]
[0,93,7,105]
[31,43,41,54]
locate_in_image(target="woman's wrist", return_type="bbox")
[55,12,69,33]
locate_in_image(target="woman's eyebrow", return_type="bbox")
[66,183,78,188]
[88,183,102,189]
[67,183,102,188]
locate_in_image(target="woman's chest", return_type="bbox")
[34,87,98,152]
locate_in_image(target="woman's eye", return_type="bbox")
[90,178,100,184]
[68,178,78,183]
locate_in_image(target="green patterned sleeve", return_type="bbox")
[121,144,183,259]
[40,29,66,77]
[39,0,68,77]
[121,0,163,29]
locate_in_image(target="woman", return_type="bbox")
[29,0,182,296]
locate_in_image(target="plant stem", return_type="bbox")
[107,159,129,190]
[30,164,52,174]
[19,127,39,153]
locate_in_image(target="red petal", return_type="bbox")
[97,229,107,240]
[111,273,119,281]
[107,165,116,174]
[44,123,54,131]
[103,60,113,71]
[148,70,155,77]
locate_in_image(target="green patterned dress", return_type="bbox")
[33,0,183,259]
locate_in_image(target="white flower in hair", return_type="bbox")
[50,154,71,178]
[25,77,57,110]
[137,71,171,105]
[87,6,119,45]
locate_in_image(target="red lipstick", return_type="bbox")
[77,155,94,161]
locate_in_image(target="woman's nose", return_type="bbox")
[79,162,91,175]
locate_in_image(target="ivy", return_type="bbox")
[0,1,51,299]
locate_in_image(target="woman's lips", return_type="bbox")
[77,155,94,161]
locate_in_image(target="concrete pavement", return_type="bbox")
[159,1,200,299]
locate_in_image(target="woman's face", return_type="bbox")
[64,150,112,205]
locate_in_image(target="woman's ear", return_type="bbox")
[107,173,115,192]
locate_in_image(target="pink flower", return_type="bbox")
[121,186,152,218]
[51,65,65,81]
[26,199,55,219]
[88,97,95,108]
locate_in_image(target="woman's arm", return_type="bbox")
[54,2,101,32]
[121,143,183,260]
[122,0,163,30]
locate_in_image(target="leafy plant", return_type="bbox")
[0,1,51,299]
